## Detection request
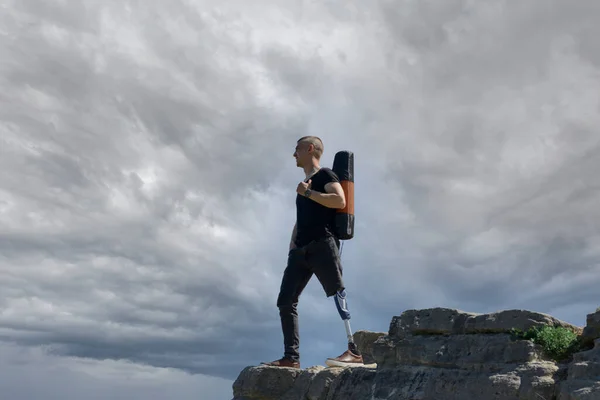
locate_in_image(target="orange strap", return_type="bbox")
[336,180,354,215]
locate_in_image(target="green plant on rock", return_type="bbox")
[509,326,581,362]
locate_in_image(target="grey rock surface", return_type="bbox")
[582,310,600,346]
[389,308,582,338]
[352,330,386,364]
[232,308,599,400]
[557,339,600,400]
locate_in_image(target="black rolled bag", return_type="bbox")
[332,150,354,240]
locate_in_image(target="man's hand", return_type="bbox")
[296,179,345,208]
[296,179,311,195]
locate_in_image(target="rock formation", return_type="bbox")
[232,308,600,400]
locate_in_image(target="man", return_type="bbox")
[261,136,363,369]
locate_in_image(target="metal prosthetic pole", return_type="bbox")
[334,289,360,355]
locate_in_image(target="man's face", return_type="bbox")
[293,142,312,166]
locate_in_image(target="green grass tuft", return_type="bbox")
[510,326,581,362]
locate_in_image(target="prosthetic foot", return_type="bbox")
[325,342,364,367]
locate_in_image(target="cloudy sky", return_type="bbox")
[1,0,600,398]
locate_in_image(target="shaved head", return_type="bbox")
[297,136,324,160]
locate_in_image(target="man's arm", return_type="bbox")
[306,182,346,209]
[290,222,297,250]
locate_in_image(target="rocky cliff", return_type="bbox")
[232,308,600,400]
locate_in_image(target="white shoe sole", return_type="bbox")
[325,359,364,368]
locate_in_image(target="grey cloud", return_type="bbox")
[311,0,600,327]
[1,0,600,396]
[0,342,233,400]
[11,0,97,33]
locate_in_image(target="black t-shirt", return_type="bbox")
[295,167,340,247]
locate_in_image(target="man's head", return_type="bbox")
[294,136,323,167]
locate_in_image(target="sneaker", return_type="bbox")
[325,345,364,368]
[260,357,300,368]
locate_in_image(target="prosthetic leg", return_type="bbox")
[334,289,361,356]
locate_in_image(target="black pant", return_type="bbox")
[276,235,344,362]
